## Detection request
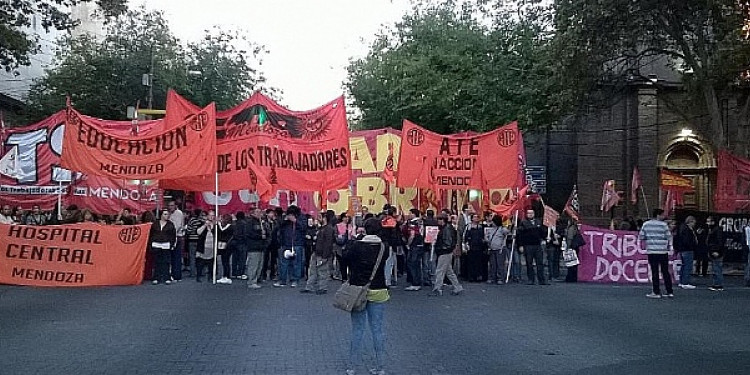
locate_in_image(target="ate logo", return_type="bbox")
[190,112,209,132]
[118,226,142,244]
[406,128,425,147]
[497,129,516,147]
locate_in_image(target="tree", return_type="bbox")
[24,7,270,121]
[552,0,750,146]
[345,2,559,134]
[0,0,127,73]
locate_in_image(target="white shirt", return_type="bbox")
[169,209,185,237]
[0,214,15,225]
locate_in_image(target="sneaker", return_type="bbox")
[486,280,494,284]
[165,280,172,285]
[290,282,298,288]
[450,289,463,296]
[665,293,675,298]
[273,282,286,287]
[217,277,231,285]
[152,280,159,285]
[646,293,662,299]
[300,289,314,294]
[497,280,504,285]
[709,285,724,291]
[345,370,356,375]
[240,275,249,280]
[247,283,262,289]
[429,289,443,297]
[679,284,696,290]
[369,369,386,375]
[404,286,421,291]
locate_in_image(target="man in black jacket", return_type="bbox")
[246,208,266,289]
[302,211,335,294]
[431,214,463,296]
[232,212,251,280]
[674,216,698,289]
[518,209,548,285]
[706,216,725,291]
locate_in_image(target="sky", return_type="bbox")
[141,0,413,109]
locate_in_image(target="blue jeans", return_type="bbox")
[712,259,724,286]
[187,240,198,277]
[232,243,248,277]
[170,237,184,280]
[350,301,385,371]
[679,251,694,285]
[511,246,522,280]
[278,246,304,284]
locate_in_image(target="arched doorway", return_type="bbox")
[658,137,716,211]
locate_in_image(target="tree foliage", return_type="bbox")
[0,0,127,72]
[345,2,559,134]
[552,0,750,145]
[24,7,269,121]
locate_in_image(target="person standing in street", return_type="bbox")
[302,211,335,294]
[431,214,463,296]
[275,205,306,287]
[485,215,510,284]
[150,209,177,285]
[639,209,674,299]
[343,218,389,375]
[674,216,698,290]
[195,210,217,283]
[167,200,185,282]
[246,208,266,289]
[517,209,548,285]
[705,216,725,291]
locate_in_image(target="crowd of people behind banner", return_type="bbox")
[2,200,745,294]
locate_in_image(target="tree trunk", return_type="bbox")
[702,84,724,148]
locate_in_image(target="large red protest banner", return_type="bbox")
[397,120,524,191]
[62,103,217,180]
[0,112,160,213]
[0,223,149,287]
[216,92,351,193]
[578,225,679,284]
[715,150,750,213]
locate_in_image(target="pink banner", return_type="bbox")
[578,225,679,284]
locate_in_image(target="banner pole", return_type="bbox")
[506,208,519,283]
[640,186,650,217]
[212,171,218,284]
[57,180,63,220]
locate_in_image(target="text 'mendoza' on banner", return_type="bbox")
[0,111,160,213]
[0,223,149,287]
[578,225,679,284]
[61,102,217,180]
[396,120,524,191]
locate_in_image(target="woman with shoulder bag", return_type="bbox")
[565,219,585,283]
[216,214,235,284]
[343,218,389,375]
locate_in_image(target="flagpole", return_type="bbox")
[640,186,650,217]
[506,208,519,283]
[212,171,218,285]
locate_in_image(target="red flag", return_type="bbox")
[382,142,395,183]
[564,185,581,223]
[631,167,641,204]
[543,205,560,228]
[601,180,620,212]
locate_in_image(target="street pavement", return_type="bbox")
[1,275,750,375]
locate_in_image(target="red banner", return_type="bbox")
[0,112,159,214]
[62,103,217,180]
[216,92,351,192]
[715,150,750,213]
[397,120,524,190]
[0,223,149,287]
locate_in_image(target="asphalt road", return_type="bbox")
[1,276,749,375]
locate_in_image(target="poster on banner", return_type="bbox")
[348,196,362,216]
[397,120,524,190]
[715,150,750,213]
[425,226,439,244]
[0,111,160,213]
[578,225,679,284]
[0,223,150,287]
[62,103,217,180]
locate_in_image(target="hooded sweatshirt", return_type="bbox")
[344,234,387,289]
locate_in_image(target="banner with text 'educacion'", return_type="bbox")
[61,102,217,180]
[0,223,149,287]
[397,120,525,190]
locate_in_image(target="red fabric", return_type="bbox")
[600,180,619,212]
[0,112,160,214]
[631,167,641,204]
[397,120,524,190]
[488,186,529,218]
[62,103,217,180]
[563,185,581,223]
[543,205,560,228]
[715,150,750,212]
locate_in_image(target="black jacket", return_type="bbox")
[435,224,457,256]
[706,225,724,259]
[149,220,176,249]
[344,235,387,289]
[517,218,545,247]
[674,224,698,253]
[247,216,265,253]
[314,224,335,259]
